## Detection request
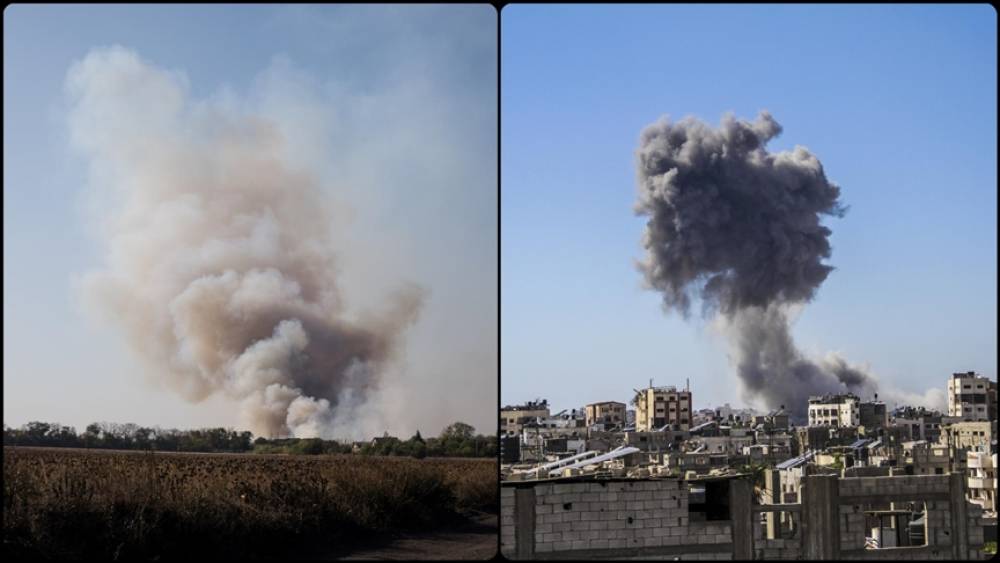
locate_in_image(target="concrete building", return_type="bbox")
[948,372,997,422]
[905,441,953,476]
[633,384,692,431]
[662,451,730,474]
[501,399,550,437]
[623,429,688,452]
[752,409,790,431]
[585,401,626,430]
[716,402,757,425]
[966,452,997,514]
[941,421,993,454]
[500,435,521,464]
[795,425,859,455]
[808,393,860,428]
[892,406,951,443]
[858,400,888,433]
[690,434,754,456]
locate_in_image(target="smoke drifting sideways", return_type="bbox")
[67,46,423,439]
[635,111,932,419]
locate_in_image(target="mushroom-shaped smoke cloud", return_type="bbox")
[635,111,894,420]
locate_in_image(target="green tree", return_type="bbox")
[441,422,475,440]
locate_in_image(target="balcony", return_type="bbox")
[968,477,996,490]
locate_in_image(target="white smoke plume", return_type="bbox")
[68,46,422,438]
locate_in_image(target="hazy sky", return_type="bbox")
[4,4,497,438]
[501,4,997,413]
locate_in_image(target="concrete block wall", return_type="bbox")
[530,480,727,553]
[502,473,987,560]
[752,510,803,560]
[825,473,985,561]
[614,553,733,561]
[965,502,986,561]
[754,538,803,560]
[836,474,951,498]
[501,485,516,557]
[839,546,956,560]
[838,504,868,552]
[501,478,736,559]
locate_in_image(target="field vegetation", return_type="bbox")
[3,446,497,560]
[3,421,496,459]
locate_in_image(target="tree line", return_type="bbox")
[2,420,496,459]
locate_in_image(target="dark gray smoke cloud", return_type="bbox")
[634,111,876,419]
[728,305,877,417]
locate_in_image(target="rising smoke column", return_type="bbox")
[634,111,876,419]
[68,46,422,438]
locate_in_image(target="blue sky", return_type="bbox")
[4,4,497,437]
[501,4,997,412]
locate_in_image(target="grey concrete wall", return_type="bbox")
[811,472,986,561]
[501,478,738,560]
[501,473,987,560]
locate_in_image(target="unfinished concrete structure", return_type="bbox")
[501,473,988,560]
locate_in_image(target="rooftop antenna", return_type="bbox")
[686,378,690,392]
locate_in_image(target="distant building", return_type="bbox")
[752,408,790,431]
[624,430,688,452]
[370,432,396,448]
[858,399,888,432]
[715,403,756,425]
[633,384,692,431]
[891,406,951,443]
[585,401,627,430]
[690,434,754,456]
[941,420,993,454]
[501,399,550,436]
[904,441,954,475]
[795,425,859,454]
[807,393,860,428]
[947,372,997,422]
[500,435,521,464]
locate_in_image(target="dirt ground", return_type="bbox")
[328,513,498,561]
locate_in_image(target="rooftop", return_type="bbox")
[502,399,549,412]
[808,393,860,404]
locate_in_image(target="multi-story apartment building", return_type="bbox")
[633,384,692,431]
[807,393,860,428]
[585,401,626,430]
[500,399,550,437]
[948,371,997,421]
[967,452,997,514]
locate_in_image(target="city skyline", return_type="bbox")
[501,4,996,415]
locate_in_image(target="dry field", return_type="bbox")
[3,446,497,560]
